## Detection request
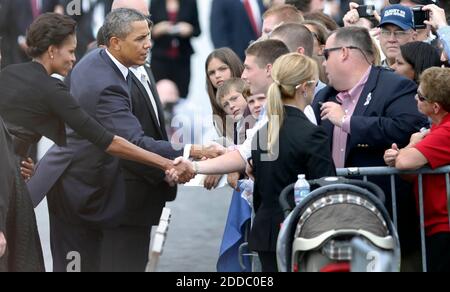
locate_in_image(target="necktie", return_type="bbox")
[126,72,134,111]
[243,0,260,37]
[126,72,133,91]
[30,0,40,19]
[140,72,160,126]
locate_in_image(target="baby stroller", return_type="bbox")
[276,177,401,272]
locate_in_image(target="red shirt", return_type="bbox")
[414,114,450,236]
[166,11,180,59]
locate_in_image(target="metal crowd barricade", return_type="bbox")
[238,204,262,272]
[336,166,450,272]
[146,208,171,272]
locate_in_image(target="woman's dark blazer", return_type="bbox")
[0,62,113,150]
[249,106,336,252]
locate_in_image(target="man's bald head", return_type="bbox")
[112,0,149,16]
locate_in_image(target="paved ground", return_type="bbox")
[157,186,232,272]
[35,185,233,272]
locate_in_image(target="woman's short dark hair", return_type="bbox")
[26,13,77,58]
[400,41,442,83]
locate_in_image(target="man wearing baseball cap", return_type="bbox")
[389,0,439,6]
[392,1,440,42]
[379,4,417,68]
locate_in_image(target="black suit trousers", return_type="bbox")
[49,213,103,272]
[100,225,152,272]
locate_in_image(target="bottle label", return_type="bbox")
[299,189,310,200]
[294,189,301,205]
[294,188,310,205]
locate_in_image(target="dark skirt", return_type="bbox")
[0,124,45,272]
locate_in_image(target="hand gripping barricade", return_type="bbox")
[276,177,401,272]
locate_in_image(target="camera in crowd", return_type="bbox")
[357,5,375,18]
[358,2,432,29]
[412,6,430,29]
[388,0,438,5]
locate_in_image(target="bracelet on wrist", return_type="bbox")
[193,161,199,174]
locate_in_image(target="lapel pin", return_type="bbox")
[364,93,372,107]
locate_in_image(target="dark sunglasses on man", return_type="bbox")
[322,46,360,60]
[322,46,368,61]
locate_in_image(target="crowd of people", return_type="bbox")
[1,0,450,272]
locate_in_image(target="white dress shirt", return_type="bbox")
[105,49,128,80]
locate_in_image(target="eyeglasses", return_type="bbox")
[380,30,411,39]
[416,91,429,102]
[295,80,318,90]
[322,47,341,60]
[322,46,363,61]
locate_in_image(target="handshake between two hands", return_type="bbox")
[164,142,226,185]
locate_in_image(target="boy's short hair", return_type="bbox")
[245,39,290,68]
[262,4,304,23]
[216,78,250,106]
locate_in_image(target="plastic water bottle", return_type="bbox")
[294,174,310,206]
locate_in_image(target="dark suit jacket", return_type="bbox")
[210,0,265,60]
[0,0,60,67]
[312,67,428,251]
[312,66,428,169]
[249,106,336,252]
[28,49,183,228]
[150,0,201,60]
[120,65,177,226]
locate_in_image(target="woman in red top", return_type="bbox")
[384,67,450,272]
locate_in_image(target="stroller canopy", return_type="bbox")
[277,178,401,272]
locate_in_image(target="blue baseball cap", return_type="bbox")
[379,5,414,31]
[389,0,438,4]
